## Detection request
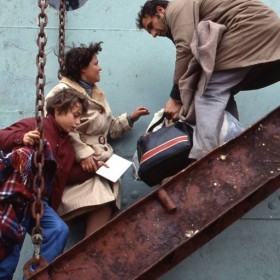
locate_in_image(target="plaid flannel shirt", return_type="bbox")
[0,143,56,260]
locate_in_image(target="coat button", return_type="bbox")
[99,136,105,144]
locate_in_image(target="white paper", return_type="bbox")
[96,154,132,183]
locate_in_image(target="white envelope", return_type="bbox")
[96,154,132,183]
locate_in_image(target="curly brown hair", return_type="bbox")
[60,42,103,82]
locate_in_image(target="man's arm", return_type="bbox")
[165,0,199,118]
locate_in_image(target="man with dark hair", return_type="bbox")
[137,0,280,159]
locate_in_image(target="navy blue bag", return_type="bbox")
[137,115,193,186]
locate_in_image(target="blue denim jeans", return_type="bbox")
[0,201,69,280]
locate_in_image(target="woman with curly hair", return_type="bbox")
[46,42,150,237]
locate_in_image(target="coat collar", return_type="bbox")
[60,76,106,104]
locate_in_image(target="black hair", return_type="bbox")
[60,42,103,82]
[136,0,169,29]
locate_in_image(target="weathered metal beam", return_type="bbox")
[29,106,280,280]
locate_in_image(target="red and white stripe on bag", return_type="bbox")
[140,135,189,163]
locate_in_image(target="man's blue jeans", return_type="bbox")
[0,201,69,280]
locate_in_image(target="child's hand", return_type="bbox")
[23,130,40,146]
[129,107,150,122]
[80,153,109,173]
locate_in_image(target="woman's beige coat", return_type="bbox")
[46,77,133,219]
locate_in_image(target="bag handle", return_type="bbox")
[147,113,167,133]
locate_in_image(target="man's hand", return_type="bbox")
[164,98,182,120]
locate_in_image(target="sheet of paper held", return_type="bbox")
[96,154,132,183]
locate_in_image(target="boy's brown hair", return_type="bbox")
[46,88,88,116]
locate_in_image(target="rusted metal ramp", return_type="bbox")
[29,106,280,280]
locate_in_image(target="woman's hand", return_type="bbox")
[80,154,108,173]
[129,107,150,122]
[23,130,40,146]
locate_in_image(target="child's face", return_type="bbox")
[55,102,83,133]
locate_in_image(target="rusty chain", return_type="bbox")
[23,1,49,277]
[58,0,66,79]
[26,0,49,272]
[33,0,49,244]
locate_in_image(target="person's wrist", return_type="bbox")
[127,115,135,126]
[172,99,182,104]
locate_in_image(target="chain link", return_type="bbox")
[58,0,66,79]
[23,2,49,277]
[32,0,49,253]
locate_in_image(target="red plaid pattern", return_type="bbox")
[0,143,56,260]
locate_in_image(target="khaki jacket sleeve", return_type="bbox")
[108,113,133,139]
[69,131,95,161]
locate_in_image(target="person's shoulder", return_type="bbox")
[166,0,195,20]
[47,82,69,95]
[168,0,190,9]
[16,117,35,124]
[8,117,37,130]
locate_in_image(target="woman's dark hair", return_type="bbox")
[46,88,89,116]
[136,0,169,29]
[60,42,103,82]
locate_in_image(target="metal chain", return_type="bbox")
[58,0,66,79]
[23,1,50,277]
[32,0,49,259]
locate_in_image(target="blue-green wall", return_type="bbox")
[0,1,279,279]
